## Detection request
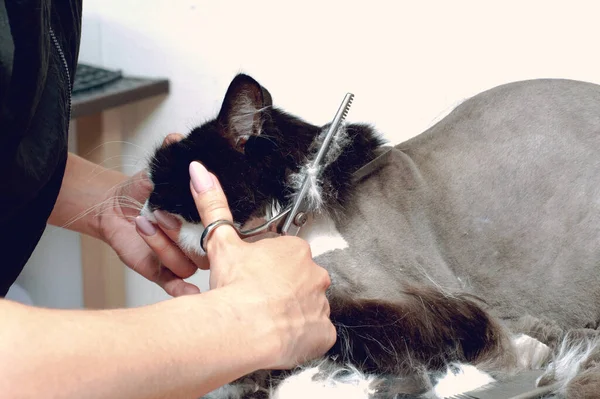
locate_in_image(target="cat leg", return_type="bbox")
[537,329,600,398]
[511,333,552,369]
[506,314,565,351]
[564,363,600,399]
[205,284,519,398]
[327,284,518,380]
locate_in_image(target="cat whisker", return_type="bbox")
[104,176,151,194]
[61,198,116,229]
[84,157,145,181]
[91,155,144,170]
[87,162,148,176]
[63,195,146,230]
[102,194,144,208]
[81,140,153,159]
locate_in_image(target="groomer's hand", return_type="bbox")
[103,133,202,297]
[187,161,336,369]
[131,133,277,293]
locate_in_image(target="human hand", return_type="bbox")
[190,161,336,368]
[99,134,201,297]
[138,159,336,368]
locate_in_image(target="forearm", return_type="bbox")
[48,152,128,239]
[0,287,276,399]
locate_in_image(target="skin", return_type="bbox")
[49,134,202,296]
[1,134,336,398]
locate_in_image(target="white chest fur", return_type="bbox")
[178,220,207,255]
[297,213,349,257]
[143,200,348,259]
[176,212,348,258]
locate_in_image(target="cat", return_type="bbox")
[141,74,600,398]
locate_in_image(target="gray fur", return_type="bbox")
[200,78,600,398]
[319,79,600,328]
[310,79,600,396]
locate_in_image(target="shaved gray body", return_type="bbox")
[318,79,600,330]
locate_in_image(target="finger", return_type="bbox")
[241,217,280,243]
[153,210,211,270]
[129,249,199,296]
[326,322,338,350]
[152,262,200,297]
[135,216,199,279]
[243,232,279,243]
[162,133,185,147]
[320,267,332,291]
[188,162,240,253]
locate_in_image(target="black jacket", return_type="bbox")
[0,0,82,296]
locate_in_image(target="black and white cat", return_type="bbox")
[141,74,600,398]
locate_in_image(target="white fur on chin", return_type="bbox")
[141,200,208,255]
[177,219,206,255]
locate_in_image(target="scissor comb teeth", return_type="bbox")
[280,92,355,235]
[340,93,354,121]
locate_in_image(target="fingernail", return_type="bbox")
[189,162,214,194]
[135,216,157,236]
[154,210,180,230]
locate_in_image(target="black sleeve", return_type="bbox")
[0,0,81,296]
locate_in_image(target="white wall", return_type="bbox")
[23,0,600,308]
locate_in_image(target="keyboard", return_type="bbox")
[73,64,123,94]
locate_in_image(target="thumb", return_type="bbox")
[189,162,241,256]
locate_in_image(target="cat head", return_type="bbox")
[143,73,384,229]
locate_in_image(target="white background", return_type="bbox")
[16,0,600,308]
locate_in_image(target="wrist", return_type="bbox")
[95,171,132,244]
[139,287,283,395]
[95,194,120,244]
[204,284,284,371]
[49,153,129,240]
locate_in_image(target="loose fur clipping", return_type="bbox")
[287,124,351,212]
[204,360,498,399]
[538,332,600,398]
[272,361,380,399]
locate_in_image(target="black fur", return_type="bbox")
[146,74,384,224]
[329,286,513,377]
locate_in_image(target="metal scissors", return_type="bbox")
[237,92,355,239]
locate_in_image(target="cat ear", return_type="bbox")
[217,74,273,151]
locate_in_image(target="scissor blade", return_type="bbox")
[281,93,354,236]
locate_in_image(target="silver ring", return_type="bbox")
[200,219,236,253]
